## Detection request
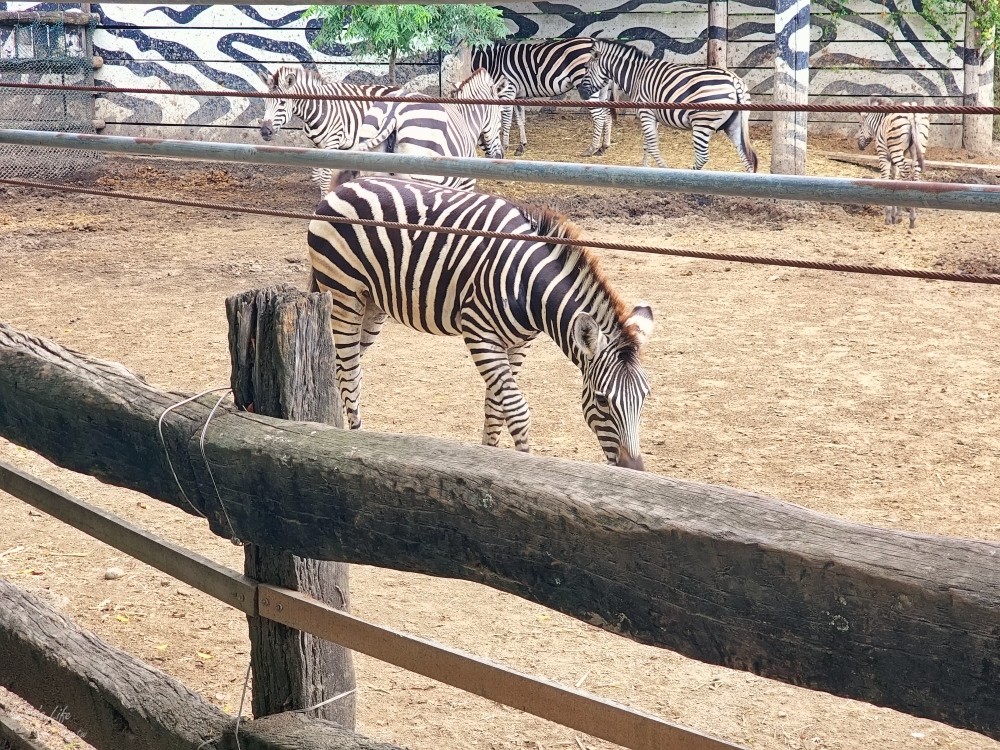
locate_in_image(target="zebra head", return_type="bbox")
[857,97,889,151]
[259,66,302,141]
[573,303,654,471]
[452,67,506,159]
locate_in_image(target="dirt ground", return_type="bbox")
[1,115,999,750]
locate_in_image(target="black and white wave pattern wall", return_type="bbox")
[0,1,969,143]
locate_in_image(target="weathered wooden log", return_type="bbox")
[0,710,50,750]
[0,321,999,738]
[226,286,356,729]
[0,580,402,750]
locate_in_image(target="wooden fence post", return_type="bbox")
[707,0,728,68]
[963,4,995,153]
[771,0,809,174]
[225,284,356,729]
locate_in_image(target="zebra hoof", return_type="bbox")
[514,145,525,156]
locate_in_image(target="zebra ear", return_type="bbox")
[573,313,605,359]
[624,302,654,348]
[283,70,296,88]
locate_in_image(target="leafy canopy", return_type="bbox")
[304,4,509,60]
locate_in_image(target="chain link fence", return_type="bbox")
[0,11,101,179]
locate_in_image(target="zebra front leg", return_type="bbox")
[639,110,667,168]
[466,335,531,452]
[329,302,367,430]
[582,104,607,156]
[514,106,528,156]
[359,300,388,358]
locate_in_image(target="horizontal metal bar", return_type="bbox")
[3,128,999,213]
[0,459,257,615]
[258,585,744,750]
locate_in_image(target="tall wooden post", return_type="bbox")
[963,3,995,154]
[225,284,356,729]
[707,0,728,68]
[771,0,809,174]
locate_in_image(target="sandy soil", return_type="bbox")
[0,114,998,750]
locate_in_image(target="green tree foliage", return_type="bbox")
[304,4,509,84]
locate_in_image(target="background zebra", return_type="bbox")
[581,40,757,172]
[472,38,614,157]
[259,65,404,194]
[307,172,654,470]
[333,68,505,193]
[857,98,930,229]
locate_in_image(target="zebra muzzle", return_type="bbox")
[615,451,645,472]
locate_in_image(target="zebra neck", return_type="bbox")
[539,278,625,369]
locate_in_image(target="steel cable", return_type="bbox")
[2,176,998,285]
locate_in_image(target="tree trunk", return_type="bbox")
[226,285,356,730]
[963,4,995,154]
[388,49,397,85]
[707,0,727,68]
[771,0,810,174]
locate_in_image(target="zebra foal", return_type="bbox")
[857,98,930,229]
[473,38,614,157]
[307,173,654,470]
[340,67,506,192]
[581,40,758,172]
[258,65,403,194]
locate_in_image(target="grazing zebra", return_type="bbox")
[336,68,506,193]
[581,40,758,172]
[472,38,614,157]
[857,98,930,229]
[258,65,404,193]
[307,173,654,469]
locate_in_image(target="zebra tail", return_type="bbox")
[911,114,927,174]
[735,81,758,173]
[609,82,618,124]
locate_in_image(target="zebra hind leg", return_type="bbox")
[691,124,712,170]
[639,110,667,168]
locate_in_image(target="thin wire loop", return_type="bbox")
[199,390,243,545]
[157,387,231,519]
[1,79,998,115]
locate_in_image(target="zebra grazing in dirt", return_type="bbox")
[857,98,930,229]
[258,65,404,193]
[307,173,654,469]
[472,38,614,157]
[581,40,758,172]
[335,68,506,192]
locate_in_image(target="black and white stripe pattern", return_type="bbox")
[259,65,402,192]
[857,98,930,228]
[472,37,614,157]
[307,173,654,469]
[581,40,758,172]
[342,68,506,192]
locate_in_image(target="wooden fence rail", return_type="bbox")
[0,459,738,750]
[0,578,406,750]
[1,321,999,739]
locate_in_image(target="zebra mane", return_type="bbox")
[521,204,635,347]
[454,67,492,95]
[594,39,650,64]
[268,65,322,89]
[865,96,892,108]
